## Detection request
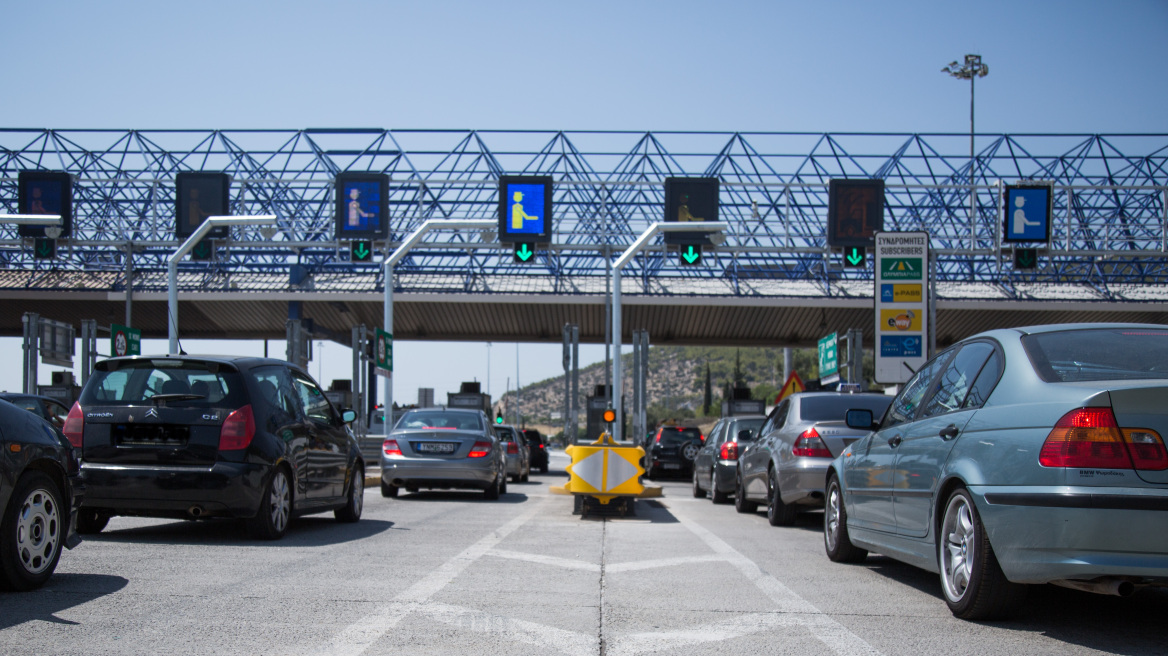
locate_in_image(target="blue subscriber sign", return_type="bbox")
[880,335,922,358]
[507,183,546,236]
[1005,186,1051,242]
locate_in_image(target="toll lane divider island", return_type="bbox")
[551,431,662,517]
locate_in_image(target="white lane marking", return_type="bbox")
[485,549,723,573]
[418,601,596,656]
[607,612,803,656]
[316,499,551,656]
[671,505,884,656]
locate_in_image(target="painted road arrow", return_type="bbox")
[682,245,700,264]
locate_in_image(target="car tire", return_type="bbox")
[824,473,868,563]
[75,508,110,535]
[511,474,521,484]
[540,464,548,474]
[483,471,502,500]
[247,467,291,540]
[711,482,729,504]
[0,472,65,591]
[381,480,399,498]
[500,476,508,496]
[938,486,1027,620]
[767,468,797,527]
[335,465,364,523]
[692,469,707,498]
[734,474,758,514]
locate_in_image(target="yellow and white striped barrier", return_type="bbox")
[550,432,663,504]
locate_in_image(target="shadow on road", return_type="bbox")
[0,573,129,630]
[86,517,396,547]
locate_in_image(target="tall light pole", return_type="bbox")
[942,54,989,238]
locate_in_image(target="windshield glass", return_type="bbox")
[80,360,244,408]
[1024,328,1168,382]
[729,418,765,441]
[658,427,701,446]
[800,395,893,422]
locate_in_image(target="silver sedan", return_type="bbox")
[827,323,1168,620]
[380,408,507,499]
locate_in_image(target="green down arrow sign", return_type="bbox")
[844,247,865,267]
[514,243,535,263]
[351,240,372,262]
[681,245,701,265]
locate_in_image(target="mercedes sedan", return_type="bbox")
[826,324,1168,620]
[380,408,507,499]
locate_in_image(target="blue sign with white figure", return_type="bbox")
[1004,184,1052,243]
[498,176,553,243]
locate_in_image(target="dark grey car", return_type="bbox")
[692,415,765,503]
[380,408,507,499]
[737,392,892,525]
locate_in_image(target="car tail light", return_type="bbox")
[1040,408,1132,469]
[719,441,739,460]
[219,405,256,450]
[468,441,493,458]
[506,441,518,454]
[383,439,402,456]
[654,432,662,444]
[1123,429,1168,471]
[63,402,85,448]
[792,428,833,458]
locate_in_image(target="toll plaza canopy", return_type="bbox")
[1,129,1166,348]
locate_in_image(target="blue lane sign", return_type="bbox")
[880,335,922,358]
[498,176,552,243]
[1003,183,1053,243]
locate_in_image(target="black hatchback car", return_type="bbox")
[644,425,704,479]
[1,398,84,591]
[522,429,549,473]
[67,355,365,540]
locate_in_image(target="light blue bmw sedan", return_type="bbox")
[826,324,1168,620]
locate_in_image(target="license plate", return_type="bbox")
[416,442,456,454]
[663,463,681,469]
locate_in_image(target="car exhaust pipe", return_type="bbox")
[392,479,406,487]
[188,505,204,518]
[1051,578,1136,597]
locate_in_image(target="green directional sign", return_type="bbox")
[880,257,922,280]
[514,242,535,263]
[843,247,866,267]
[34,238,56,259]
[375,328,393,372]
[680,244,702,265]
[817,332,839,383]
[110,323,142,357]
[1014,248,1038,270]
[190,238,214,261]
[351,240,373,262]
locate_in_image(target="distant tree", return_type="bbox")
[703,363,712,415]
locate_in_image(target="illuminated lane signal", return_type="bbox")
[514,242,536,263]
[190,238,214,261]
[679,244,702,266]
[495,411,504,425]
[351,240,373,262]
[34,238,56,260]
[1014,248,1038,270]
[843,247,866,267]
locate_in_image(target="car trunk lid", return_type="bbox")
[812,420,876,458]
[1108,386,1168,485]
[81,405,227,466]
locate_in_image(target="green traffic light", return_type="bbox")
[495,414,503,424]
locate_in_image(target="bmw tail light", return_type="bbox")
[468,441,493,458]
[1123,429,1168,470]
[383,439,402,456]
[63,402,85,448]
[219,405,256,450]
[719,441,739,461]
[1040,408,1131,469]
[792,428,833,458]
[506,441,518,454]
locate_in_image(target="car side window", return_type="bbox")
[884,352,954,428]
[708,421,726,447]
[963,348,1004,409]
[920,342,995,418]
[291,373,336,426]
[250,366,300,421]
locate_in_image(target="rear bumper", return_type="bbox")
[64,472,85,549]
[81,461,267,519]
[777,458,831,506]
[712,461,739,493]
[381,456,497,490]
[972,485,1168,584]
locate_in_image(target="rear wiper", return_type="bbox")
[149,393,205,405]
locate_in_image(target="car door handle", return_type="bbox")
[939,425,959,440]
[887,435,902,448]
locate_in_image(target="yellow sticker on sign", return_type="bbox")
[880,309,922,332]
[880,283,922,303]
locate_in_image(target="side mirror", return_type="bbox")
[845,409,877,431]
[342,410,357,424]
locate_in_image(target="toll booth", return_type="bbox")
[447,381,491,414]
[721,387,764,416]
[584,385,629,443]
[325,379,353,411]
[38,371,80,405]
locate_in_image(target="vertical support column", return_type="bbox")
[631,330,642,443]
[847,328,863,385]
[783,347,792,383]
[80,320,98,385]
[928,252,938,359]
[124,243,134,327]
[352,325,366,436]
[562,324,572,444]
[571,325,579,444]
[637,330,649,443]
[22,312,39,395]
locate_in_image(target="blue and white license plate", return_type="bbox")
[416,442,456,454]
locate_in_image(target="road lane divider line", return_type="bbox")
[607,612,799,656]
[418,601,596,656]
[487,548,601,572]
[671,506,884,656]
[484,549,723,574]
[316,499,551,656]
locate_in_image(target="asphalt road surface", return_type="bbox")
[3,449,1166,655]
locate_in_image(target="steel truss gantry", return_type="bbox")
[1,129,1166,301]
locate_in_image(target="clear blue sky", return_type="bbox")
[3,0,1166,401]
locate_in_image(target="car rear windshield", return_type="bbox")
[80,360,246,408]
[1023,328,1168,382]
[658,427,701,445]
[730,418,765,441]
[397,411,483,431]
[800,395,893,421]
